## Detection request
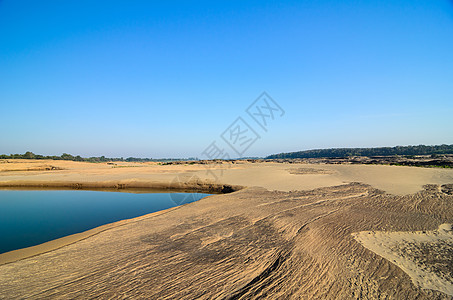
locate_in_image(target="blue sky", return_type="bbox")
[1,0,452,158]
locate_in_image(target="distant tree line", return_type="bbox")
[0,152,198,163]
[266,144,453,159]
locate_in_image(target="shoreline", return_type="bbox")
[0,180,243,194]
[1,161,452,266]
[0,191,223,266]
[1,161,453,298]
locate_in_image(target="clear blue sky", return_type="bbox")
[1,0,452,158]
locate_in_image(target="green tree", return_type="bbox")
[61,153,74,160]
[23,151,35,159]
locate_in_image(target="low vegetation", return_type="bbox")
[0,152,198,163]
[266,144,453,159]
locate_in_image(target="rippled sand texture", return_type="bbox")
[354,223,453,296]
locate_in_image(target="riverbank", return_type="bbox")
[1,160,453,298]
[2,159,453,194]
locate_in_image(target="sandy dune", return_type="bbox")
[0,160,453,299]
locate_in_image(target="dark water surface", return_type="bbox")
[0,190,211,254]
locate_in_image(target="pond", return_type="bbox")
[0,190,211,254]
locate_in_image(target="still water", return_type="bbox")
[0,190,211,254]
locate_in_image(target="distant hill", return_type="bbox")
[266,144,453,159]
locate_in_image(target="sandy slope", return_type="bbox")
[1,160,453,299]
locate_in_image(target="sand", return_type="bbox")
[0,159,453,299]
[1,159,453,194]
[353,224,453,296]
